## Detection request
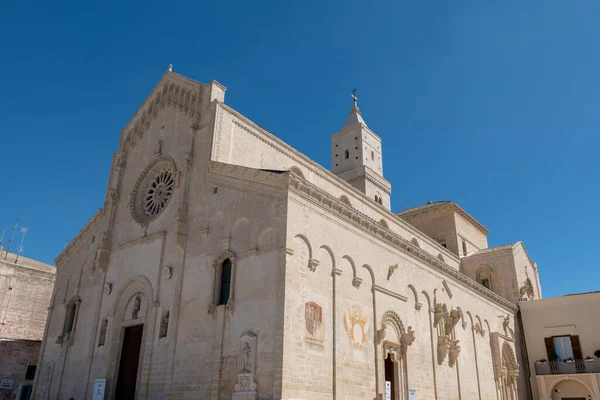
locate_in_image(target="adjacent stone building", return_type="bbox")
[34,68,543,399]
[0,250,55,400]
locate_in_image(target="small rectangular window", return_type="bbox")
[25,365,36,380]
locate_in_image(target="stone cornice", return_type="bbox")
[216,104,457,266]
[117,231,166,250]
[346,170,391,194]
[288,175,518,313]
[55,209,104,266]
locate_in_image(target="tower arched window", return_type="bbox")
[344,150,349,159]
[476,267,493,291]
[371,151,374,161]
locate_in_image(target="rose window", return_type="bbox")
[143,168,174,217]
[131,157,177,224]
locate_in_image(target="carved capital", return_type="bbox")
[308,258,319,272]
[352,276,362,288]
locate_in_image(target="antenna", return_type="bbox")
[14,227,27,264]
[64,239,68,250]
[0,228,6,246]
[4,220,19,260]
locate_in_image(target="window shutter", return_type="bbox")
[544,337,556,360]
[571,335,583,360]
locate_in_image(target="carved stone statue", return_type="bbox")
[159,311,169,338]
[448,339,461,367]
[405,326,416,347]
[98,318,108,347]
[233,333,257,400]
[433,303,447,330]
[242,342,252,372]
[132,295,141,320]
[437,335,450,364]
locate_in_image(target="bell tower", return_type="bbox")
[331,90,391,209]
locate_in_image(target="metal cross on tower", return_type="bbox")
[351,88,358,107]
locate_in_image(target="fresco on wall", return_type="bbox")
[305,302,324,349]
[344,306,370,349]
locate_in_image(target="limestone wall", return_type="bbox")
[282,190,518,400]
[0,255,55,341]
[212,104,459,271]
[0,340,40,400]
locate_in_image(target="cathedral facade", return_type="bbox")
[33,68,541,400]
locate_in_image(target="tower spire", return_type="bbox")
[344,88,367,127]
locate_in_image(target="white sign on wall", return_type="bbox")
[409,388,417,400]
[385,381,391,400]
[0,378,13,389]
[93,379,106,400]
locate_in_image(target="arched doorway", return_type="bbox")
[500,342,519,400]
[378,311,415,400]
[550,378,593,400]
[105,277,156,400]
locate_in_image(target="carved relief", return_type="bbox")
[448,339,461,367]
[387,263,399,280]
[308,258,319,272]
[104,282,112,295]
[98,318,108,347]
[163,266,173,280]
[159,310,169,338]
[132,295,141,320]
[519,278,534,300]
[437,335,450,364]
[233,332,258,400]
[304,302,324,349]
[344,307,370,349]
[433,301,462,366]
[502,315,514,338]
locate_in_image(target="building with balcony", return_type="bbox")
[521,291,600,400]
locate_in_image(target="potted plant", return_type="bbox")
[549,351,559,362]
[595,349,600,358]
[564,357,575,363]
[536,359,548,364]
[585,356,594,362]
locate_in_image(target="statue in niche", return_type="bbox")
[159,311,169,338]
[233,333,257,400]
[98,319,108,347]
[242,342,252,372]
[132,295,141,320]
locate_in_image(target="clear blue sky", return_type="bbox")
[1,1,598,298]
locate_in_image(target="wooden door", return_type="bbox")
[115,325,144,400]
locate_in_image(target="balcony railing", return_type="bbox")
[535,360,600,375]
